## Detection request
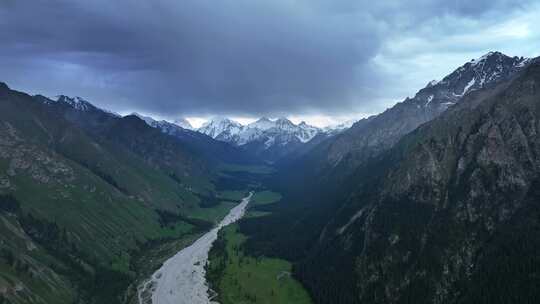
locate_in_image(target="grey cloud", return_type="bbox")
[0,0,536,118]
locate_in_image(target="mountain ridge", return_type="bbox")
[0,82,222,303]
[239,52,540,304]
[279,51,534,181]
[296,56,540,304]
[197,116,353,162]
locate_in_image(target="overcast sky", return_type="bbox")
[1,0,539,127]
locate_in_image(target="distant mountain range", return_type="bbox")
[128,113,357,162]
[197,117,349,161]
[40,95,357,164]
[198,117,320,144]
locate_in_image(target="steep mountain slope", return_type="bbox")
[296,57,540,304]
[32,96,213,208]
[258,58,539,303]
[240,53,539,304]
[301,52,531,178]
[266,53,533,241]
[0,83,237,304]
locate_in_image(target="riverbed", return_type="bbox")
[138,193,253,304]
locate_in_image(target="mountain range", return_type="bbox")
[198,117,347,162]
[129,113,356,163]
[198,117,321,144]
[11,90,357,168]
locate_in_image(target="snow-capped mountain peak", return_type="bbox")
[197,117,331,147]
[323,119,357,133]
[274,117,296,130]
[409,51,532,112]
[294,121,320,143]
[247,117,275,130]
[275,117,292,123]
[198,117,243,141]
[451,51,530,95]
[49,95,94,111]
[173,118,193,130]
[39,94,120,117]
[200,117,241,129]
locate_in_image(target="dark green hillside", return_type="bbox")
[0,83,252,303]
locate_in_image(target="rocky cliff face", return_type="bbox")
[296,59,540,304]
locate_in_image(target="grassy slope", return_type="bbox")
[0,214,75,304]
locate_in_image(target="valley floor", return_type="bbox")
[207,224,313,304]
[207,191,313,304]
[137,193,253,304]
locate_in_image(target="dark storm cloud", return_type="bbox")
[0,0,535,117]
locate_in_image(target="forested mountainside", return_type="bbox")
[0,83,255,304]
[240,56,540,303]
